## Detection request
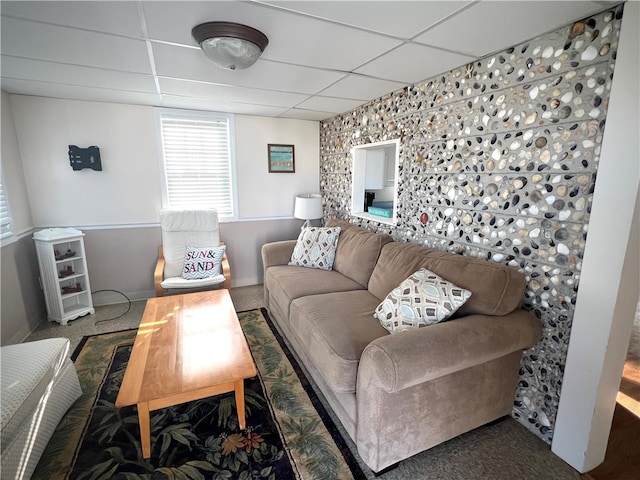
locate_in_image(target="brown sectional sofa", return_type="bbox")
[261,219,542,472]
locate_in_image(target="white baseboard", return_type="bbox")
[11,323,40,345]
[233,276,261,288]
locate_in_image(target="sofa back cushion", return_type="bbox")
[368,243,526,317]
[325,219,393,288]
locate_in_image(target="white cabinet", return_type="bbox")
[364,147,396,190]
[364,149,387,189]
[33,228,95,325]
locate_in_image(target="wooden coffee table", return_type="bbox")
[115,289,257,459]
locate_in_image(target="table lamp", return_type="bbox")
[294,194,323,228]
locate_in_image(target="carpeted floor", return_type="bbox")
[26,285,582,480]
[33,309,366,480]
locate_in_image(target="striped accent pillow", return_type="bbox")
[182,245,226,280]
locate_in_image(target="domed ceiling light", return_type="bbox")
[191,21,269,71]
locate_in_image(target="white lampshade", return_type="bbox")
[294,194,323,227]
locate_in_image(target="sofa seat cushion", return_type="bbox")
[1,338,72,448]
[289,290,388,393]
[265,265,365,321]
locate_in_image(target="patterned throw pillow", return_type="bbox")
[289,227,341,270]
[182,245,226,280]
[374,268,472,333]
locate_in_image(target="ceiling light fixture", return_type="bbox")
[191,21,269,71]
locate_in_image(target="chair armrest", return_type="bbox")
[359,310,542,393]
[221,246,231,290]
[261,240,297,270]
[154,246,165,297]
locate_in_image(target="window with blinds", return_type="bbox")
[0,175,13,239]
[158,110,237,219]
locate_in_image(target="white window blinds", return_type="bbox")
[159,112,235,218]
[0,176,13,239]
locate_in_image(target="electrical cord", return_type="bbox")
[91,289,132,325]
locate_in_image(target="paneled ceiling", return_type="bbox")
[0,1,617,121]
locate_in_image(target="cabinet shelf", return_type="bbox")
[34,228,95,325]
[58,273,83,282]
[55,256,82,264]
[61,290,87,300]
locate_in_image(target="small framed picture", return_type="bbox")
[268,144,295,173]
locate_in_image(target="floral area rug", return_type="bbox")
[32,309,366,480]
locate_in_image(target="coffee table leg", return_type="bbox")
[235,379,246,430]
[138,402,151,458]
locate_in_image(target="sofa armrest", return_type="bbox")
[359,310,542,393]
[261,240,297,270]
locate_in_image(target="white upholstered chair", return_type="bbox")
[154,209,231,297]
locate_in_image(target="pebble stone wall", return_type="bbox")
[319,5,624,443]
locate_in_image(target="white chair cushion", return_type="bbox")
[161,274,226,289]
[161,209,221,278]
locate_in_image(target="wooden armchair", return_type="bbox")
[154,209,231,297]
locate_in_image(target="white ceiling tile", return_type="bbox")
[1,17,152,74]
[261,1,472,38]
[152,43,344,94]
[1,56,157,93]
[158,78,308,107]
[0,1,145,37]
[278,108,336,121]
[356,43,475,84]
[142,1,257,46]
[414,1,610,57]
[295,96,365,114]
[319,75,406,101]
[0,0,617,121]
[257,15,402,72]
[0,78,162,106]
[143,0,402,71]
[160,95,289,117]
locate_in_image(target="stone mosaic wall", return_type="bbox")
[319,5,624,443]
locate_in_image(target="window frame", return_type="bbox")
[0,169,14,241]
[155,108,238,221]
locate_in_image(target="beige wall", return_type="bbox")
[82,219,302,305]
[10,96,162,227]
[1,92,33,234]
[1,92,44,345]
[235,115,320,219]
[9,97,320,226]
[2,96,319,342]
[0,235,45,345]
